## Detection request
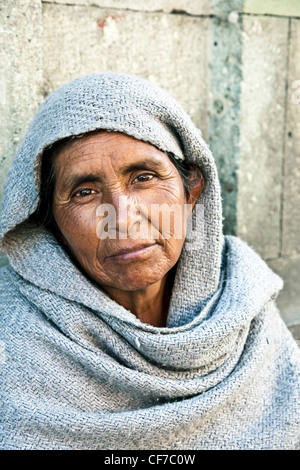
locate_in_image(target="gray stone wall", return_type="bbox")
[237,15,300,340]
[0,0,299,339]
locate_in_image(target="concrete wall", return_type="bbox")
[0,0,299,340]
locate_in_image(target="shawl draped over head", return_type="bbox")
[0,72,299,450]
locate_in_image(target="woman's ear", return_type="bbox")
[186,165,205,209]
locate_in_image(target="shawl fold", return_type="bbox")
[0,73,299,449]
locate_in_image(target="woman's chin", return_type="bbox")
[96,264,168,293]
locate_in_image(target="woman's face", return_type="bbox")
[52,131,198,292]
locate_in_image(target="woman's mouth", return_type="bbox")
[106,242,157,262]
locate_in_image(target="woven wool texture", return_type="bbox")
[0,73,299,449]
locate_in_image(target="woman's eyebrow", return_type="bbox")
[121,158,167,174]
[60,173,102,192]
[59,157,168,192]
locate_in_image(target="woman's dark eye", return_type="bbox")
[133,174,155,183]
[73,188,96,197]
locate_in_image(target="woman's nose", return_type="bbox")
[98,190,143,239]
[114,194,140,236]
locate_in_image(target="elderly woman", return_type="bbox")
[0,73,299,450]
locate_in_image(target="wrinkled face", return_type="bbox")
[52,131,195,292]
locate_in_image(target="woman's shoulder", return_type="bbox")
[0,264,16,292]
[0,264,19,291]
[0,265,31,322]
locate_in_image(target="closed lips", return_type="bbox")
[106,242,156,258]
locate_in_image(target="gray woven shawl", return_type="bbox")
[0,73,299,450]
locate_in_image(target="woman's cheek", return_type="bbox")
[56,205,99,251]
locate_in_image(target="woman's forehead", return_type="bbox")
[54,130,171,172]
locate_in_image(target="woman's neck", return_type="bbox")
[103,271,174,327]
